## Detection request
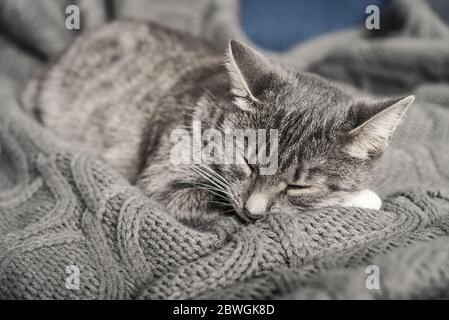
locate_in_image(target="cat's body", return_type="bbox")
[24,21,413,224]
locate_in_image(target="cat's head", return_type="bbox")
[202,40,414,222]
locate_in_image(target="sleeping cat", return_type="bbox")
[23,21,414,224]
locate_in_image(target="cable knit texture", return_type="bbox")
[1,0,449,299]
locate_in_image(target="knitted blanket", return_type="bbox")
[1,0,449,299]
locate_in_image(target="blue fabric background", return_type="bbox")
[240,0,388,51]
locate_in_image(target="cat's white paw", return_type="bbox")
[342,189,382,210]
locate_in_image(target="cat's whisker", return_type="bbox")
[207,200,233,207]
[194,186,230,201]
[193,182,228,194]
[191,182,230,199]
[372,180,388,191]
[191,169,224,193]
[222,209,237,215]
[194,156,231,187]
[190,181,234,206]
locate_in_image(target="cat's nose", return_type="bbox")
[244,192,269,219]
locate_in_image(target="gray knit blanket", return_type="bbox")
[1,0,449,299]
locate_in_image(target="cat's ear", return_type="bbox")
[225,40,286,109]
[347,95,414,159]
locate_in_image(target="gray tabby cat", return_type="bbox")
[24,21,414,224]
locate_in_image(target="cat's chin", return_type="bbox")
[342,189,382,210]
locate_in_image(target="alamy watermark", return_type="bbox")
[170,121,279,175]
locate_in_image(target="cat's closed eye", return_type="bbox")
[288,184,311,190]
